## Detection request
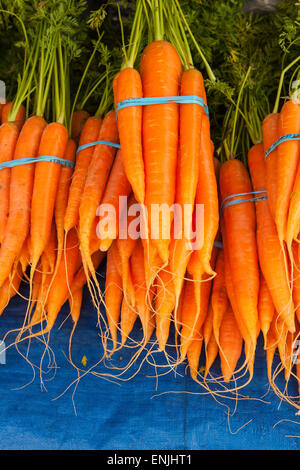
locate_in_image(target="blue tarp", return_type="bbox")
[0,267,300,451]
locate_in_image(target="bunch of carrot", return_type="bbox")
[1,0,300,410]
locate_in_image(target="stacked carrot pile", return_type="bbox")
[0,0,300,409]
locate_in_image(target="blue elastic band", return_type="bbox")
[76,140,121,154]
[221,190,268,211]
[116,95,209,117]
[265,133,300,159]
[0,156,75,170]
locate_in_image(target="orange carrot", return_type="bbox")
[262,113,279,220]
[120,294,138,346]
[98,149,131,252]
[0,116,47,287]
[211,249,228,345]
[71,109,90,143]
[131,239,155,342]
[0,122,19,242]
[1,102,25,130]
[140,40,182,263]
[70,251,105,297]
[187,329,203,381]
[176,69,205,246]
[219,305,243,383]
[30,122,69,273]
[258,273,275,347]
[113,67,144,205]
[220,159,260,346]
[248,143,295,333]
[275,101,300,243]
[69,287,83,325]
[194,98,219,277]
[155,267,175,351]
[105,246,123,352]
[222,221,255,378]
[116,195,138,306]
[64,116,102,233]
[39,228,80,332]
[79,111,119,287]
[204,330,219,378]
[181,245,218,361]
[0,263,23,316]
[286,150,300,250]
[54,138,76,266]
[292,241,300,323]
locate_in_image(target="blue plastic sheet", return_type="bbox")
[0,266,300,450]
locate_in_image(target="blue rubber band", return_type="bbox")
[116,95,209,117]
[221,190,268,211]
[0,156,75,170]
[76,140,121,154]
[265,133,300,159]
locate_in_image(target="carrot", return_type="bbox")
[1,102,26,130]
[71,109,90,143]
[203,302,213,348]
[222,221,255,379]
[19,236,31,274]
[187,329,203,381]
[219,305,243,383]
[292,241,300,323]
[140,40,182,263]
[0,263,23,316]
[266,321,277,385]
[120,294,138,347]
[204,330,219,378]
[0,122,19,242]
[54,138,76,267]
[194,97,219,277]
[79,111,119,289]
[211,249,228,345]
[38,228,80,332]
[220,159,260,346]
[43,222,57,275]
[275,100,300,243]
[116,195,138,306]
[70,251,105,297]
[169,237,192,317]
[262,113,279,220]
[98,150,131,252]
[286,151,300,251]
[30,122,69,273]
[0,116,47,288]
[248,143,295,333]
[258,273,275,347]
[69,287,83,325]
[104,246,123,353]
[181,245,218,361]
[179,275,197,358]
[131,239,155,342]
[155,267,175,351]
[171,91,207,311]
[114,67,144,205]
[176,69,205,246]
[64,116,102,233]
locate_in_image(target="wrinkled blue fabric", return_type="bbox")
[0,265,299,451]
